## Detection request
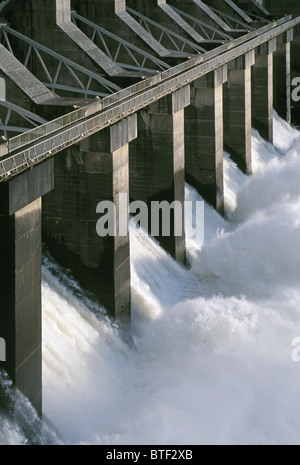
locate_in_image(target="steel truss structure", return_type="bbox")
[127,6,231,44]
[0,24,121,98]
[0,14,297,182]
[0,0,11,12]
[202,5,254,32]
[237,0,271,23]
[0,100,47,138]
[170,6,235,40]
[249,0,271,17]
[222,0,253,24]
[71,12,173,72]
[124,7,209,52]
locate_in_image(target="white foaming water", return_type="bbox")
[1,112,300,445]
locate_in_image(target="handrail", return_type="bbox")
[1,14,298,174]
[8,101,102,152]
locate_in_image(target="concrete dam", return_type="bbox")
[0,0,299,418]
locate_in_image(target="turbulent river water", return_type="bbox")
[1,113,300,445]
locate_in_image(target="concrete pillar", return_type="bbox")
[252,38,277,142]
[291,26,300,125]
[0,160,54,415]
[129,86,190,264]
[42,116,137,324]
[185,66,227,214]
[274,30,293,124]
[224,50,255,175]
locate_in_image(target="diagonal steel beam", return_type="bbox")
[0,0,11,12]
[223,0,253,23]
[192,0,233,31]
[126,7,207,53]
[1,15,298,182]
[234,1,270,22]
[0,100,47,138]
[0,24,122,98]
[249,0,271,17]
[0,44,58,104]
[169,6,233,41]
[72,12,172,73]
[207,5,253,31]
[55,1,126,77]
[157,0,205,42]
[115,6,171,57]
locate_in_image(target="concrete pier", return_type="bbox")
[0,160,54,414]
[129,86,190,263]
[274,30,293,124]
[43,116,137,323]
[0,0,299,418]
[224,50,255,175]
[185,67,227,214]
[252,38,277,142]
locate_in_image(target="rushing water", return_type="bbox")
[1,112,300,445]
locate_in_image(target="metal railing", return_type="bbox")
[1,15,299,182]
[8,100,102,152]
[3,16,294,154]
[0,100,47,139]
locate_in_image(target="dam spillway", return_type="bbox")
[0,0,299,416]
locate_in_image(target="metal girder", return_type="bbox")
[126,7,207,53]
[206,5,254,32]
[192,0,232,31]
[240,11,269,23]
[223,0,253,24]
[249,0,271,17]
[1,14,298,182]
[235,1,270,23]
[0,0,11,12]
[0,100,47,138]
[72,9,199,68]
[168,6,233,41]
[71,16,169,73]
[163,1,252,32]
[0,24,121,98]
